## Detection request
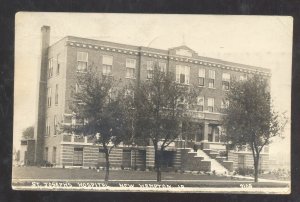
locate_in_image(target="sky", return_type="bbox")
[14,13,293,163]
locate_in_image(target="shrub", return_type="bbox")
[235,167,254,176]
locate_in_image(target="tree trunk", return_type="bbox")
[250,142,260,183]
[253,154,260,183]
[154,143,161,182]
[104,150,110,182]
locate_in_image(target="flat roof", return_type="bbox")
[50,36,270,74]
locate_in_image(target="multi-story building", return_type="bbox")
[31,26,271,173]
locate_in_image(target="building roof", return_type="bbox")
[51,36,271,75]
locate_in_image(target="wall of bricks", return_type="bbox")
[37,30,271,169]
[228,151,269,171]
[179,149,211,172]
[146,146,155,169]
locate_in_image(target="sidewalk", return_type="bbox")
[230,174,290,184]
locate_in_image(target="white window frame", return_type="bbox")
[198,68,205,86]
[146,61,154,79]
[196,96,204,111]
[71,116,76,126]
[46,118,50,136]
[159,62,166,72]
[44,147,48,161]
[102,55,113,76]
[75,83,82,93]
[209,70,215,79]
[55,84,58,105]
[53,116,57,136]
[222,73,231,90]
[208,70,215,88]
[207,97,215,112]
[48,58,53,78]
[56,54,60,75]
[77,52,88,72]
[47,87,52,107]
[176,65,190,84]
[126,58,136,78]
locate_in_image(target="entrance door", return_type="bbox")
[161,151,174,168]
[196,125,203,142]
[73,147,83,166]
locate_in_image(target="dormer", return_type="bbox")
[169,45,198,58]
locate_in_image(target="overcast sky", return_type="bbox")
[14,13,293,162]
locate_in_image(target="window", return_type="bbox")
[198,68,205,86]
[71,116,76,126]
[196,96,204,111]
[77,52,88,71]
[47,87,52,107]
[55,84,58,105]
[52,147,57,164]
[159,62,166,73]
[44,147,48,161]
[177,96,188,109]
[207,97,214,112]
[208,70,215,88]
[126,58,136,78]
[221,100,229,109]
[146,61,154,79]
[102,55,113,76]
[56,54,60,75]
[53,116,57,136]
[73,147,83,166]
[222,73,230,90]
[105,89,113,103]
[239,74,247,81]
[208,125,213,142]
[215,126,220,142]
[176,65,190,84]
[48,58,53,78]
[46,118,50,136]
[75,83,82,93]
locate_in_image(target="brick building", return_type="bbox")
[31,26,271,173]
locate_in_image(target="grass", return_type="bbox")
[12,166,289,188]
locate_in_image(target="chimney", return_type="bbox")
[34,26,50,165]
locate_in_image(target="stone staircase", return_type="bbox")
[197,149,229,175]
[202,149,233,173]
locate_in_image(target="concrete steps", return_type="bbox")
[196,149,229,175]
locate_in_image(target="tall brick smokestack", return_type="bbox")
[34,26,50,165]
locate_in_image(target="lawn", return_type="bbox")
[12,166,290,190]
